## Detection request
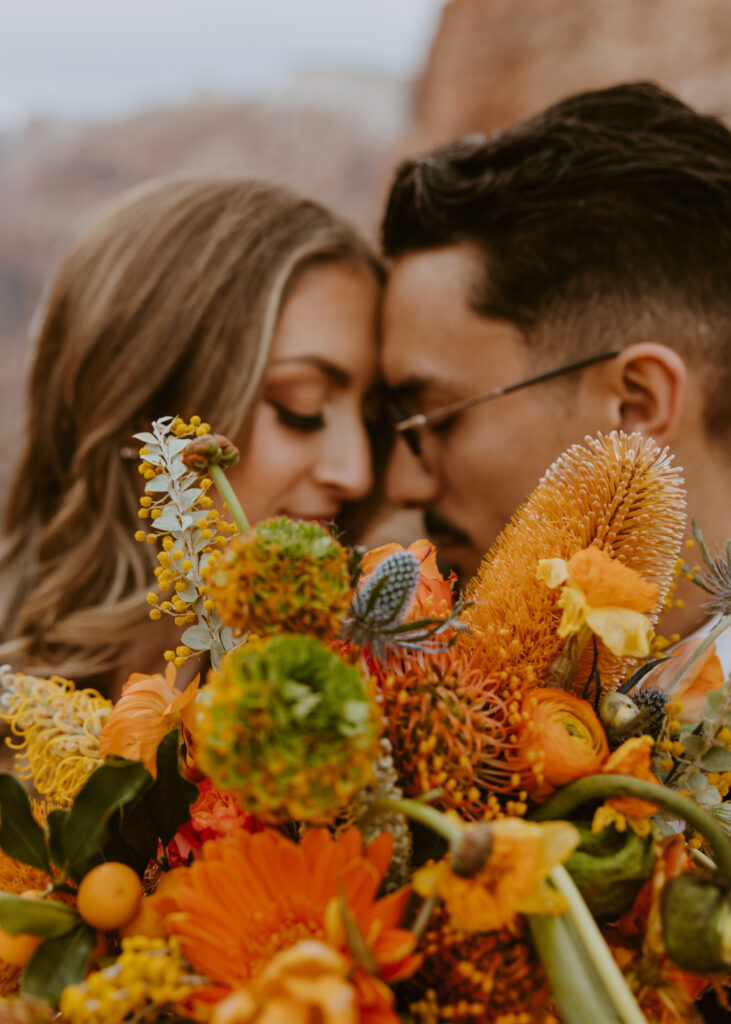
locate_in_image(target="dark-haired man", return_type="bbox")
[381,82,731,648]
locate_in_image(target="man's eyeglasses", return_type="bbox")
[387,350,620,459]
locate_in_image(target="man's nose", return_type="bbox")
[385,437,439,507]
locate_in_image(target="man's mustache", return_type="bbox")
[423,509,471,547]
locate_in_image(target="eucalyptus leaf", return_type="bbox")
[177,580,198,603]
[687,771,709,793]
[681,734,705,758]
[0,774,50,872]
[153,510,182,533]
[0,892,78,937]
[696,786,722,807]
[181,624,212,651]
[701,747,731,772]
[171,460,189,481]
[168,438,192,456]
[144,474,170,493]
[22,922,97,1007]
[179,487,204,509]
[62,761,152,881]
[704,690,725,719]
[132,432,159,445]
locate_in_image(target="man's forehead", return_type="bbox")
[381,246,526,390]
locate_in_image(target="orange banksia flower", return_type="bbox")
[359,539,455,620]
[202,516,352,639]
[464,432,685,693]
[519,689,609,794]
[98,664,198,775]
[154,827,419,1003]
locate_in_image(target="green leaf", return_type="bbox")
[696,786,722,807]
[46,809,69,869]
[701,747,731,772]
[22,922,97,1007]
[144,474,170,493]
[153,510,182,533]
[0,774,50,873]
[0,892,78,937]
[168,438,192,456]
[703,690,725,720]
[62,761,152,881]
[687,770,709,793]
[181,624,212,651]
[132,431,159,445]
[681,734,705,759]
[114,731,198,861]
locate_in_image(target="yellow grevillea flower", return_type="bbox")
[537,545,659,657]
[413,818,579,933]
[0,668,112,805]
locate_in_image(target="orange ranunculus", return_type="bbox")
[152,827,420,999]
[98,664,199,776]
[640,638,724,723]
[413,818,579,933]
[359,540,455,619]
[520,689,609,792]
[592,735,661,836]
[537,545,659,657]
[210,940,397,1024]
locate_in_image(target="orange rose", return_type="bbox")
[640,638,724,723]
[359,539,454,619]
[521,689,609,792]
[99,664,198,775]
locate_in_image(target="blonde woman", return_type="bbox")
[0,178,384,694]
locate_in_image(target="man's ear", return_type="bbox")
[612,343,688,446]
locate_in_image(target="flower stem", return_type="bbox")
[209,464,249,534]
[531,773,731,885]
[549,864,646,1024]
[372,797,463,846]
[662,611,731,693]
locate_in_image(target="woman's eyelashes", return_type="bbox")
[266,398,325,433]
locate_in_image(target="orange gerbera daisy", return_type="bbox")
[153,826,420,1012]
[98,664,198,775]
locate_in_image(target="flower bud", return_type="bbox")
[182,434,239,473]
[449,823,494,878]
[565,824,656,917]
[661,874,731,972]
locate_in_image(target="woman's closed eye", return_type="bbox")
[266,398,325,433]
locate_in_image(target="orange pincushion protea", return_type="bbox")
[376,646,531,814]
[404,908,557,1024]
[464,432,685,694]
[153,826,420,1005]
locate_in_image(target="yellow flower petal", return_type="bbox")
[534,821,581,877]
[517,879,568,916]
[584,606,652,657]
[557,582,588,637]
[536,558,570,590]
[412,861,446,900]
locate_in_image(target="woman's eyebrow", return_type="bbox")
[269,355,350,388]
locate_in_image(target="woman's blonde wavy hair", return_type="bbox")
[0,176,383,694]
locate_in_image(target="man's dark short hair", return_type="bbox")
[382,82,731,436]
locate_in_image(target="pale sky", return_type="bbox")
[0,0,445,129]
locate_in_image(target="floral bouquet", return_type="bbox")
[0,416,729,1024]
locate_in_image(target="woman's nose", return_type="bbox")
[385,435,440,508]
[314,415,374,501]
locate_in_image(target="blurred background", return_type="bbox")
[2,0,731,503]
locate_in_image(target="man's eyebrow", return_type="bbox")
[269,355,350,388]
